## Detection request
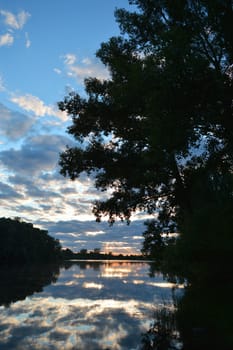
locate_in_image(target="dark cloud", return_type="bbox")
[0,181,23,199]
[0,103,33,140]
[27,185,61,198]
[60,186,77,195]
[0,134,71,175]
[13,205,42,215]
[8,174,61,198]
[8,174,30,186]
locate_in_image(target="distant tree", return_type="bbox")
[79,249,88,255]
[14,216,22,222]
[62,248,75,260]
[58,1,233,276]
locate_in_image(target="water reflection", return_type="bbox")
[140,280,233,350]
[141,305,182,350]
[0,261,180,350]
[176,282,233,350]
[0,264,60,307]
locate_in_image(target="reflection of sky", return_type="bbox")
[0,262,182,350]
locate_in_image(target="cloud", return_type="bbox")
[8,174,61,199]
[0,103,34,140]
[0,10,31,30]
[63,53,109,83]
[4,163,103,220]
[54,68,62,75]
[0,75,6,91]
[64,53,77,65]
[82,57,92,65]
[0,33,14,46]
[25,32,31,48]
[40,219,145,253]
[0,134,70,176]
[0,10,31,48]
[0,181,23,199]
[10,94,68,121]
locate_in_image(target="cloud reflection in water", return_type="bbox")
[0,262,182,350]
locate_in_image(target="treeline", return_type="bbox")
[62,248,145,261]
[0,217,62,264]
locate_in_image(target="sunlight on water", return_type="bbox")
[82,282,104,289]
[147,282,184,288]
[0,261,182,350]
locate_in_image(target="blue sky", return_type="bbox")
[0,0,148,254]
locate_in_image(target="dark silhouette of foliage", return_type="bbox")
[58,0,233,294]
[0,217,62,264]
[61,247,145,261]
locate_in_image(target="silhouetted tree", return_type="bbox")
[80,248,88,255]
[0,217,62,264]
[58,1,233,278]
[141,220,166,262]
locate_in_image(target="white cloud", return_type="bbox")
[54,68,62,75]
[0,75,5,91]
[63,53,109,83]
[0,33,14,46]
[69,65,102,80]
[25,32,31,48]
[82,57,92,65]
[0,10,31,30]
[10,94,68,121]
[0,10,31,48]
[64,53,77,65]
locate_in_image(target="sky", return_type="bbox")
[0,0,148,254]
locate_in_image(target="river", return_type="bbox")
[0,261,183,350]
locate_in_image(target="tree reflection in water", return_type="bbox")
[0,263,61,307]
[141,282,233,350]
[176,282,233,350]
[141,305,182,350]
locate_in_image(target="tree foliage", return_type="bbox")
[0,217,62,264]
[59,1,233,267]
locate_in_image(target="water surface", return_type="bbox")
[0,261,181,350]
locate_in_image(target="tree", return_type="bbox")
[93,248,101,254]
[58,1,233,268]
[0,217,62,264]
[80,248,88,255]
[141,220,165,259]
